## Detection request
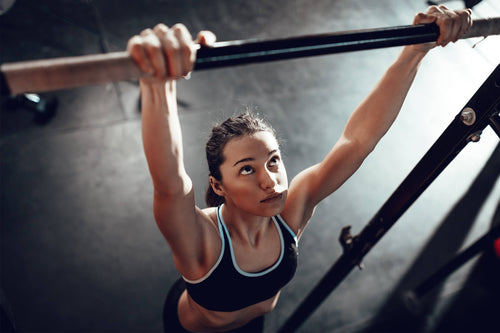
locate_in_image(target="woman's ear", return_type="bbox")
[209,176,225,197]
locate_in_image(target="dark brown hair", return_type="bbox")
[205,112,277,207]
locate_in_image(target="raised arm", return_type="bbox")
[284,6,472,235]
[128,24,219,279]
[129,25,194,196]
[342,6,472,153]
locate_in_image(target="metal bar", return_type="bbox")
[489,112,500,138]
[1,18,499,95]
[278,64,500,333]
[410,223,500,300]
[194,23,440,70]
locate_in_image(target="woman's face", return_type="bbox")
[213,131,288,217]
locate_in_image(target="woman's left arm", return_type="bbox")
[285,6,472,235]
[341,6,472,157]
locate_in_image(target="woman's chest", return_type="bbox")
[231,234,282,273]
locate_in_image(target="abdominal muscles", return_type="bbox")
[179,290,281,332]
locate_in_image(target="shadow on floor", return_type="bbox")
[361,142,500,333]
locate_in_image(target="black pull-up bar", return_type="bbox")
[1,18,499,95]
[194,22,441,70]
[278,63,500,332]
[194,18,496,70]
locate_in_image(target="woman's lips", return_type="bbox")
[260,193,283,203]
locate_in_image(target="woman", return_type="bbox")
[128,5,472,333]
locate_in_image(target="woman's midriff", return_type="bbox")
[178,290,281,332]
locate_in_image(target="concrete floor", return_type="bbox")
[1,0,499,332]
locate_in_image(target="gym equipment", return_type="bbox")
[1,18,499,95]
[2,93,58,124]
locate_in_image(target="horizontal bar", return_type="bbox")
[194,23,440,70]
[1,18,499,95]
[194,17,498,70]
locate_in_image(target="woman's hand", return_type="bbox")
[127,24,216,84]
[410,5,472,53]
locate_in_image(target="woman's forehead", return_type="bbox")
[223,132,279,162]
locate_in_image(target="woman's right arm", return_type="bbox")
[128,24,220,279]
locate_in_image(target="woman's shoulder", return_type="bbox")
[281,186,316,240]
[201,206,219,227]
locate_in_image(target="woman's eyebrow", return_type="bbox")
[233,157,254,167]
[232,149,279,167]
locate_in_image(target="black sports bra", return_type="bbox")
[183,205,299,311]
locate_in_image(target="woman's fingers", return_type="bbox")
[196,30,217,47]
[410,6,472,53]
[141,28,168,78]
[128,23,203,80]
[425,5,472,46]
[413,12,437,25]
[426,5,449,46]
[127,35,155,75]
[456,9,473,40]
[172,24,197,77]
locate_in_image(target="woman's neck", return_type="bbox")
[220,203,274,248]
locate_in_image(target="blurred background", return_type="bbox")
[1,0,499,332]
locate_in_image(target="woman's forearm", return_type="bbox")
[342,46,427,153]
[141,80,191,195]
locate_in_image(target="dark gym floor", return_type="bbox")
[1,0,499,332]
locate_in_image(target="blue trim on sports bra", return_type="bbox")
[183,204,297,282]
[182,204,299,311]
[220,210,284,277]
[182,211,225,284]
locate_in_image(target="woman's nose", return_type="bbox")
[259,169,277,190]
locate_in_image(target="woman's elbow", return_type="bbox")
[153,174,193,197]
[341,134,377,161]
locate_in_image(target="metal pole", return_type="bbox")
[193,23,441,70]
[1,18,499,95]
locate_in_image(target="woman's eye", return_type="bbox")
[240,166,254,175]
[269,156,280,167]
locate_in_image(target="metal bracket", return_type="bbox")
[489,111,500,138]
[467,130,483,143]
[338,226,364,269]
